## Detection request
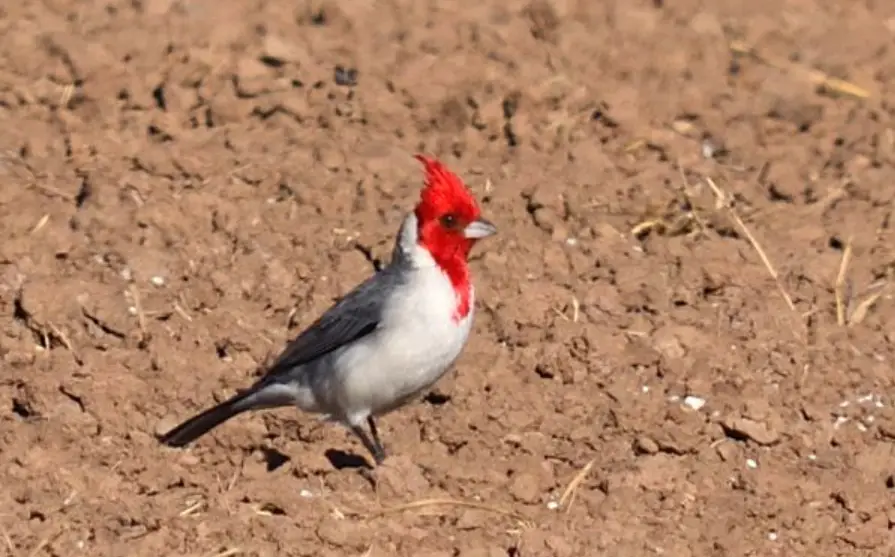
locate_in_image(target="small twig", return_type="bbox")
[48,322,81,364]
[30,214,50,234]
[631,219,665,238]
[172,302,193,323]
[29,182,74,201]
[370,498,530,525]
[558,458,595,513]
[179,499,206,517]
[729,40,870,99]
[0,519,17,557]
[705,177,796,312]
[59,83,75,107]
[848,282,888,326]
[27,528,63,557]
[834,237,853,326]
[208,549,242,557]
[129,284,147,338]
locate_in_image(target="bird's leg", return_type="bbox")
[350,423,386,499]
[350,423,386,466]
[367,416,386,460]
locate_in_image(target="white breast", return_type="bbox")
[326,243,475,425]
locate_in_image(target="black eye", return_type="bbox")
[440,213,458,229]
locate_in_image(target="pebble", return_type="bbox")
[634,435,659,455]
[722,416,781,445]
[683,395,706,411]
[509,472,540,503]
[316,517,370,550]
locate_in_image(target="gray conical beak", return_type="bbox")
[463,218,497,239]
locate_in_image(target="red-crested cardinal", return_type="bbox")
[158,155,496,465]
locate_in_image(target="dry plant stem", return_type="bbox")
[704,177,796,313]
[0,521,16,557]
[30,214,49,234]
[834,237,853,326]
[559,458,595,513]
[208,549,242,557]
[848,286,887,326]
[728,40,870,99]
[371,498,530,525]
[129,284,147,338]
[27,529,63,557]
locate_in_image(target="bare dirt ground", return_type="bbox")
[2,0,895,555]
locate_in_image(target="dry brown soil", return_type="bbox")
[3,0,895,556]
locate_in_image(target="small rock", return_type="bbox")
[546,535,574,557]
[634,436,659,455]
[651,327,686,359]
[262,35,306,65]
[316,517,370,550]
[722,417,781,445]
[879,421,895,440]
[178,453,200,466]
[456,546,507,557]
[334,65,358,87]
[654,427,699,455]
[456,509,490,530]
[374,455,431,498]
[683,395,706,411]
[234,58,272,97]
[509,472,540,503]
[532,206,560,233]
[524,0,561,43]
[715,441,738,462]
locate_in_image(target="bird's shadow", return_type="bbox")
[260,447,291,472]
[325,449,372,471]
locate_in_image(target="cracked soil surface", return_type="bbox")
[3,0,895,556]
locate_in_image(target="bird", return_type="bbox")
[158,154,497,466]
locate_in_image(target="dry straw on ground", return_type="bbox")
[728,39,871,99]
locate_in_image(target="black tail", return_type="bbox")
[159,385,291,447]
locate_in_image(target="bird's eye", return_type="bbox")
[440,213,458,229]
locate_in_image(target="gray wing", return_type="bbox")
[257,270,396,383]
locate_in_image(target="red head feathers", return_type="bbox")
[412,155,495,319]
[413,155,481,229]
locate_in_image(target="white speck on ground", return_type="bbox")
[683,396,706,411]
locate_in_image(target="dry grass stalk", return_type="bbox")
[558,458,595,513]
[30,214,49,234]
[704,177,796,312]
[729,40,870,99]
[208,549,242,557]
[129,284,147,339]
[832,238,889,326]
[848,285,888,326]
[371,497,530,525]
[834,237,853,326]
